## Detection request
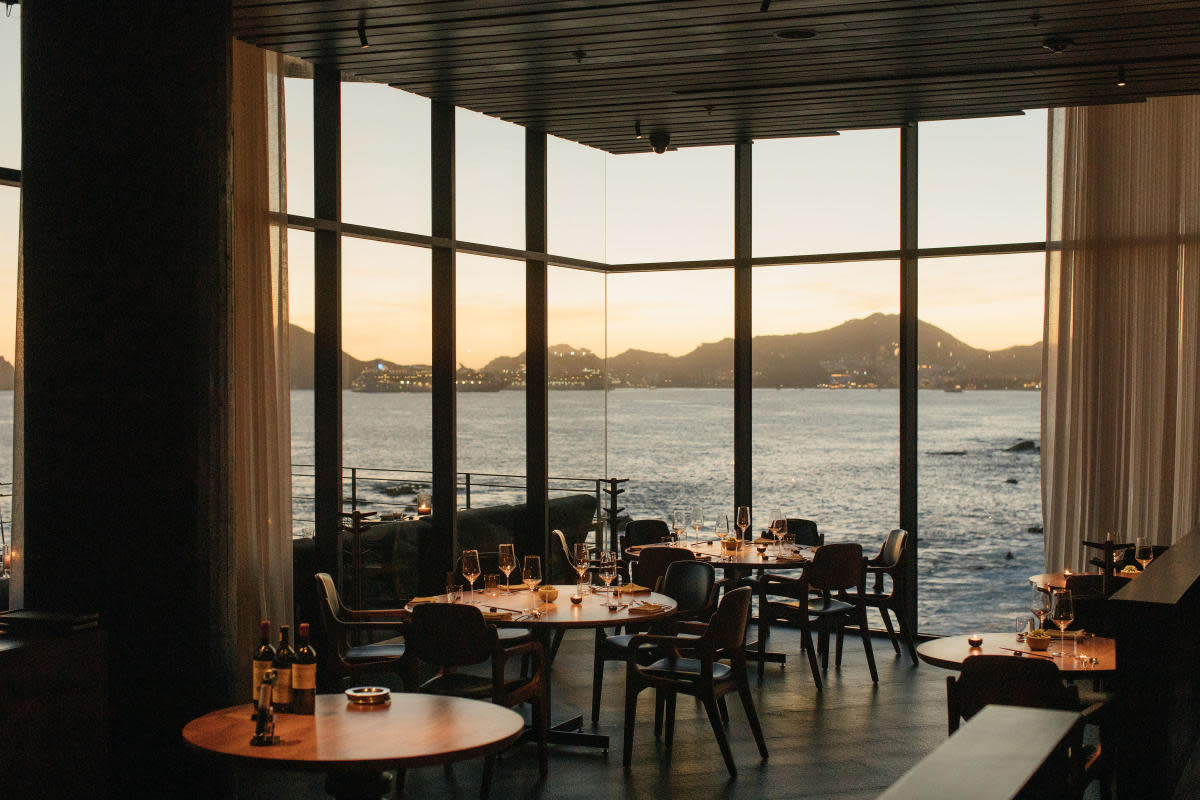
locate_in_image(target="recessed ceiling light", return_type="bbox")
[776,29,817,41]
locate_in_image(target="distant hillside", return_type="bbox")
[0,356,12,390]
[294,314,1042,390]
[289,324,371,389]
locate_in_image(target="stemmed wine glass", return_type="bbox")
[522,555,542,593]
[671,509,686,543]
[1135,537,1154,570]
[690,506,704,543]
[714,513,730,540]
[768,509,785,553]
[1050,588,1076,658]
[1031,584,1050,633]
[598,551,618,602]
[736,506,751,540]
[572,542,591,598]
[461,549,481,603]
[498,543,516,594]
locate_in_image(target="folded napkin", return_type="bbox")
[1046,628,1086,639]
[408,595,441,605]
[627,602,670,614]
[502,584,531,592]
[480,610,514,622]
[617,583,653,594]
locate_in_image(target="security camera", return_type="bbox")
[649,131,670,154]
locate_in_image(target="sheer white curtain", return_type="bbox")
[1043,96,1200,571]
[231,40,292,690]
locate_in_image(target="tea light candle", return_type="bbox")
[967,634,983,647]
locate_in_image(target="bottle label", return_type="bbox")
[292,663,316,691]
[252,661,271,702]
[274,667,292,705]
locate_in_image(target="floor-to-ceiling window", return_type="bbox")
[0,6,20,574]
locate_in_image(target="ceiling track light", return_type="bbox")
[634,121,643,139]
[358,19,370,49]
[1116,65,1127,87]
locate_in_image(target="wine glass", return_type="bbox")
[572,542,591,597]
[736,506,751,540]
[671,509,686,543]
[690,506,704,542]
[1050,588,1075,658]
[498,543,516,593]
[1135,537,1154,570]
[460,549,481,603]
[1031,584,1050,632]
[714,513,730,540]
[768,509,785,541]
[522,555,542,593]
[598,551,618,600]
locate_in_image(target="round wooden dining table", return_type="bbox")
[183,693,524,799]
[916,632,1116,675]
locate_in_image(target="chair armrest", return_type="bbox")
[657,620,708,637]
[625,633,698,664]
[495,638,546,676]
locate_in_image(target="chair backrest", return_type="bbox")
[1064,572,1104,597]
[946,654,1079,733]
[625,519,670,547]
[699,585,753,653]
[876,529,908,570]
[786,518,823,546]
[659,560,716,616]
[453,550,500,584]
[631,546,695,587]
[315,572,352,660]
[804,542,865,592]
[407,603,497,668]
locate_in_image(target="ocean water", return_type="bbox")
[291,388,1046,634]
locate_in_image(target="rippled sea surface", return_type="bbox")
[292,387,1044,633]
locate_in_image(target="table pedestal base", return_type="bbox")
[516,714,610,752]
[324,769,392,800]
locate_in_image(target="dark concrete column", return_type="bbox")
[734,141,753,526]
[525,129,549,563]
[20,3,234,795]
[899,122,919,633]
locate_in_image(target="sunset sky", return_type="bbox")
[0,8,1046,369]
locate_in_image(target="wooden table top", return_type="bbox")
[421,585,678,629]
[627,541,815,569]
[916,632,1116,675]
[182,694,524,769]
[1028,571,1107,589]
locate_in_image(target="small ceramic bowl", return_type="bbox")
[1026,635,1051,651]
[537,586,559,602]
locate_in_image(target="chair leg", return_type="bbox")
[480,755,496,799]
[835,620,845,669]
[654,690,665,738]
[896,605,919,665]
[879,607,901,655]
[591,629,605,724]
[664,691,677,747]
[819,624,831,671]
[801,625,823,689]
[737,678,769,760]
[622,680,640,768]
[701,692,737,778]
[757,590,770,678]
[718,695,730,725]
[532,690,549,778]
[394,767,406,798]
[859,608,879,682]
[548,628,565,663]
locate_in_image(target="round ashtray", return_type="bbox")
[345,686,391,705]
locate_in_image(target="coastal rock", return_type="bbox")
[1005,478,1019,484]
[1006,439,1038,452]
[1028,525,1044,534]
[929,450,967,456]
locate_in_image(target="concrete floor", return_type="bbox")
[229,625,951,799]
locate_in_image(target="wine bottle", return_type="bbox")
[292,622,317,715]
[252,620,275,704]
[273,624,296,713]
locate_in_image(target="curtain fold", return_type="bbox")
[1043,96,1200,572]
[231,39,292,694]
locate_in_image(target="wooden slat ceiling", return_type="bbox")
[233,1,1200,154]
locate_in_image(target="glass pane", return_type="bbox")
[456,109,524,249]
[342,83,430,233]
[752,262,899,541]
[605,146,733,264]
[548,135,605,263]
[284,77,313,219]
[340,238,433,520]
[548,266,607,545]
[919,111,1048,247]
[457,254,524,507]
[0,6,19,168]
[918,253,1045,635]
[0,187,17,529]
[605,269,734,525]
[754,130,899,256]
[287,229,315,533]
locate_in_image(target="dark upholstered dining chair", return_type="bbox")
[314,572,414,691]
[591,559,716,723]
[621,586,767,778]
[624,518,671,547]
[406,602,549,796]
[758,542,878,687]
[862,528,918,663]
